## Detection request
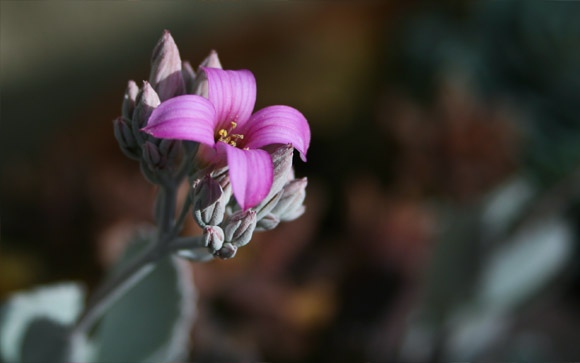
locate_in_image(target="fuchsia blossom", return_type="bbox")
[143,67,310,210]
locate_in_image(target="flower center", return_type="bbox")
[217,121,246,148]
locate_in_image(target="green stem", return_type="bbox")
[171,193,193,239]
[158,184,177,241]
[68,183,180,347]
[70,243,161,339]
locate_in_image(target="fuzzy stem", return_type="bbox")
[171,193,193,239]
[67,183,181,351]
[70,243,160,339]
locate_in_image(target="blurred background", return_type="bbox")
[2,0,580,361]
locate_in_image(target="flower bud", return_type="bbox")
[142,141,163,169]
[255,213,280,231]
[132,82,160,145]
[214,243,237,260]
[271,177,308,221]
[192,175,230,227]
[224,210,257,247]
[253,144,294,213]
[211,166,232,195]
[149,30,185,101]
[203,225,225,253]
[200,49,222,69]
[113,117,140,160]
[182,140,199,159]
[122,80,139,120]
[182,61,196,94]
[159,139,181,167]
[255,189,283,221]
[192,50,222,97]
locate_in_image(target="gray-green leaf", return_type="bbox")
[92,231,197,362]
[0,283,85,363]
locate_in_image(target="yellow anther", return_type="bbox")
[231,121,237,129]
[230,141,237,147]
[218,129,228,138]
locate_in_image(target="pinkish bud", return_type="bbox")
[192,50,222,97]
[253,144,294,213]
[271,177,308,221]
[113,117,140,160]
[203,225,225,253]
[122,80,139,120]
[182,61,196,94]
[132,82,160,145]
[142,141,162,168]
[224,210,257,247]
[140,141,166,184]
[192,175,230,227]
[199,49,222,69]
[159,139,181,162]
[255,190,283,221]
[255,213,280,231]
[214,243,237,260]
[149,30,185,101]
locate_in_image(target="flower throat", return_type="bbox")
[217,121,246,148]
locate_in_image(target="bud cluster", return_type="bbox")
[190,144,308,260]
[114,31,308,262]
[114,30,222,184]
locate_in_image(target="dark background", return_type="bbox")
[2,1,580,361]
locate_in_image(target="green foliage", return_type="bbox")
[0,283,85,363]
[91,231,196,362]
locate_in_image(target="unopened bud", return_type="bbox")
[182,61,196,94]
[224,210,257,247]
[199,50,222,69]
[182,140,199,159]
[253,144,294,213]
[142,141,163,169]
[192,50,222,97]
[122,80,139,120]
[211,166,232,195]
[113,117,140,160]
[214,243,237,260]
[255,189,283,221]
[255,213,280,231]
[132,82,160,145]
[149,30,185,101]
[203,226,225,253]
[159,139,181,166]
[271,177,308,221]
[192,175,230,227]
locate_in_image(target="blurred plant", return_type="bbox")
[382,2,580,361]
[0,30,310,363]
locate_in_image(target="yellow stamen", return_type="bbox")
[216,122,246,148]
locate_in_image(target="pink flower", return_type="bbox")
[142,67,310,210]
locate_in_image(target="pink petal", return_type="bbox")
[218,143,273,210]
[241,105,311,161]
[201,67,256,130]
[142,95,217,146]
